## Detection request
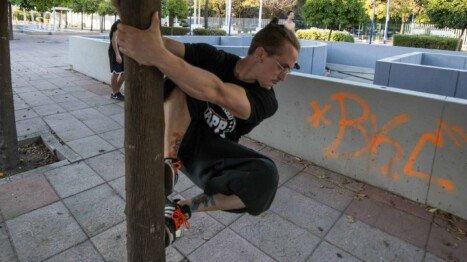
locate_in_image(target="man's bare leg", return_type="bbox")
[164,87,246,211]
[164,87,191,158]
[117,72,125,90]
[110,72,120,93]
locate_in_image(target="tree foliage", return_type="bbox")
[302,0,367,30]
[427,0,467,30]
[97,0,115,16]
[162,0,189,20]
[10,0,35,10]
[262,0,297,17]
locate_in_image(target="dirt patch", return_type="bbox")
[0,140,58,179]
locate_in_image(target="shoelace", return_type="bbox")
[171,206,190,230]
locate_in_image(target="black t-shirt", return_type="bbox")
[182,43,278,142]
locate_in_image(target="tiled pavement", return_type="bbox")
[0,33,466,262]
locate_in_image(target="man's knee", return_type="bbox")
[245,158,279,216]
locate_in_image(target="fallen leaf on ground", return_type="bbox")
[0,172,4,178]
[346,215,355,223]
[318,175,329,179]
[383,240,389,247]
[353,193,366,200]
[428,208,438,213]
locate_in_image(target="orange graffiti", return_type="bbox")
[324,93,371,158]
[322,92,408,180]
[306,101,332,127]
[369,114,409,180]
[403,129,443,180]
[307,92,463,192]
[403,121,465,191]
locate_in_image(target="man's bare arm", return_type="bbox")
[162,37,185,59]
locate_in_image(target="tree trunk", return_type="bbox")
[169,15,174,27]
[400,20,405,34]
[91,13,93,31]
[204,0,209,29]
[327,29,333,41]
[81,12,84,30]
[100,15,103,33]
[457,28,465,51]
[120,0,166,261]
[8,1,13,40]
[0,0,19,170]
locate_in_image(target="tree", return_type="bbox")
[302,0,367,40]
[263,0,297,17]
[427,0,467,51]
[162,0,189,27]
[83,0,100,31]
[389,0,426,33]
[232,0,258,18]
[11,0,34,21]
[118,0,166,260]
[97,0,115,32]
[1,0,19,171]
[70,0,86,29]
[204,0,208,28]
[8,1,13,39]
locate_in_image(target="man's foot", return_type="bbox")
[110,92,125,101]
[165,158,181,196]
[164,200,191,247]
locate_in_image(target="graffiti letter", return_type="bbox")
[324,93,371,158]
[306,101,332,127]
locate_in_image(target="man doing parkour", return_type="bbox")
[115,5,300,246]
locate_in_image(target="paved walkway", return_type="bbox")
[1,33,466,262]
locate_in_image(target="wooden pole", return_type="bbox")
[120,0,166,261]
[0,0,19,170]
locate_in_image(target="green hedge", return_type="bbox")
[331,31,354,42]
[296,28,354,42]
[193,28,227,36]
[393,34,458,51]
[161,27,190,36]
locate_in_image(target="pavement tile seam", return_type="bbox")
[39,239,106,262]
[344,198,432,249]
[303,191,357,261]
[283,182,349,214]
[214,225,276,261]
[0,160,70,186]
[1,221,21,262]
[361,184,434,222]
[77,148,124,164]
[187,228,275,262]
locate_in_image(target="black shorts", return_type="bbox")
[165,80,279,216]
[108,48,124,74]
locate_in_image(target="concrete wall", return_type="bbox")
[69,36,111,84]
[326,42,467,68]
[248,73,467,219]
[428,97,467,219]
[422,53,467,70]
[374,52,467,99]
[69,35,327,84]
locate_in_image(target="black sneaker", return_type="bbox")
[110,92,125,101]
[164,200,191,247]
[164,158,181,197]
